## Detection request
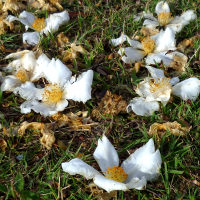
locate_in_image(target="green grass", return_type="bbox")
[0,0,200,199]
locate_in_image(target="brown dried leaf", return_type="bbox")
[0,138,7,152]
[92,91,127,120]
[52,111,96,131]
[168,54,188,74]
[18,121,55,150]
[2,0,26,13]
[133,62,143,73]
[89,183,117,200]
[140,26,159,37]
[0,15,14,34]
[62,43,87,62]
[177,36,199,52]
[149,121,191,142]
[56,32,69,47]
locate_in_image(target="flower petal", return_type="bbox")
[127,97,159,116]
[31,54,51,81]
[93,135,119,173]
[143,19,159,28]
[152,27,176,52]
[134,11,157,22]
[126,176,147,190]
[146,52,172,66]
[155,1,170,15]
[64,70,93,103]
[1,75,21,92]
[172,77,200,101]
[7,11,35,30]
[42,11,70,35]
[62,158,100,180]
[111,34,142,49]
[145,66,165,79]
[43,58,72,86]
[168,10,197,33]
[122,139,162,182]
[23,32,40,45]
[55,99,69,112]
[94,174,128,192]
[14,82,43,101]
[169,77,179,86]
[118,47,145,64]
[20,100,60,116]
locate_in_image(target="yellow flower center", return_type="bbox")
[16,69,29,83]
[158,12,172,26]
[149,78,171,93]
[105,166,128,182]
[32,18,45,31]
[42,84,63,104]
[141,37,155,54]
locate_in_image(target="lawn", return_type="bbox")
[0,0,200,199]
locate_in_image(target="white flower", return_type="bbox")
[172,77,200,101]
[127,66,179,116]
[7,10,70,45]
[14,56,93,116]
[134,1,196,34]
[111,28,178,65]
[1,50,38,92]
[62,135,162,193]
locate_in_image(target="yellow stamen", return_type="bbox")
[32,18,45,32]
[16,69,29,83]
[42,84,63,104]
[105,166,128,182]
[141,37,155,54]
[158,12,172,26]
[149,78,171,93]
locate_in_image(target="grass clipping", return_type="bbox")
[148,121,191,142]
[18,122,55,150]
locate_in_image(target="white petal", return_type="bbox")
[134,11,157,22]
[7,11,36,30]
[94,174,128,192]
[146,52,172,66]
[20,100,59,116]
[64,70,93,103]
[143,19,159,28]
[93,135,119,173]
[31,53,51,81]
[152,28,176,52]
[172,77,200,101]
[14,82,43,100]
[168,10,197,33]
[111,34,129,47]
[122,139,162,182]
[155,1,170,15]
[62,158,100,180]
[118,47,145,64]
[55,99,69,112]
[127,97,159,116]
[1,75,21,92]
[111,34,142,49]
[23,32,40,45]
[170,77,179,86]
[145,66,165,79]
[5,50,36,72]
[126,176,147,190]
[43,58,72,86]
[42,11,70,35]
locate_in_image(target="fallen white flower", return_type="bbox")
[62,135,162,192]
[7,10,70,45]
[134,1,196,34]
[172,77,200,101]
[1,50,38,92]
[14,55,93,116]
[111,28,184,66]
[127,66,179,116]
